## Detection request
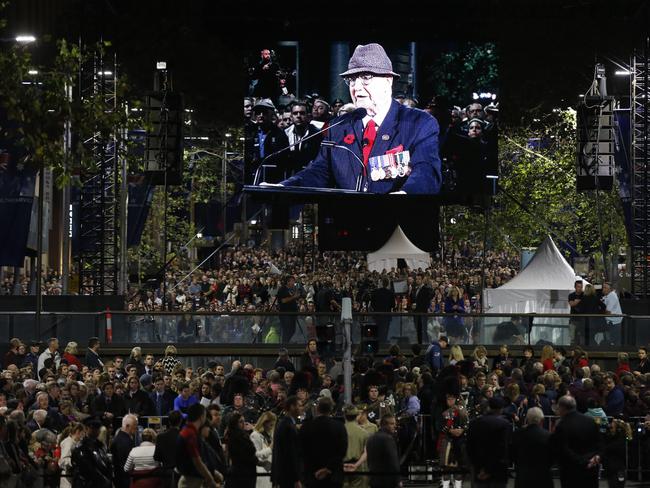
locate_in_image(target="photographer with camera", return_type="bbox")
[250,48,281,99]
[277,275,301,343]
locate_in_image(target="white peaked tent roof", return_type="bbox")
[499,235,580,290]
[367,226,431,272]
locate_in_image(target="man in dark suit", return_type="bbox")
[248,98,289,184]
[370,278,395,344]
[154,410,182,478]
[84,337,103,370]
[271,396,303,488]
[551,395,602,488]
[412,274,434,344]
[466,397,511,488]
[110,414,138,488]
[149,376,175,416]
[91,382,127,429]
[365,414,401,488]
[123,376,154,417]
[205,404,228,476]
[299,397,348,488]
[511,407,553,488]
[270,43,441,195]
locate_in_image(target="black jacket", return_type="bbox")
[271,416,301,485]
[84,350,103,369]
[149,390,176,416]
[511,424,553,488]
[550,411,601,488]
[71,436,112,488]
[91,394,127,420]
[206,428,228,474]
[153,426,179,468]
[366,429,401,488]
[413,285,434,313]
[286,123,323,173]
[124,389,154,417]
[226,429,257,487]
[299,415,347,486]
[466,412,512,483]
[109,430,135,488]
[271,417,302,486]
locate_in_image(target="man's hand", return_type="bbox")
[343,463,357,472]
[214,471,224,483]
[259,182,284,187]
[587,455,600,469]
[294,481,303,488]
[477,469,491,481]
[314,468,331,480]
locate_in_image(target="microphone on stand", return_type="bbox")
[320,141,367,192]
[255,108,367,185]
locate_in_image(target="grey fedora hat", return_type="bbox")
[340,43,400,78]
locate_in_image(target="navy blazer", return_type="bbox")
[281,100,442,194]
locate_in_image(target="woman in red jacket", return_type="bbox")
[616,352,631,377]
[540,345,555,371]
[62,342,82,369]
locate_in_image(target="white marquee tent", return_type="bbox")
[367,226,431,273]
[483,235,587,343]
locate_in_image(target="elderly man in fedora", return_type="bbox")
[267,43,441,194]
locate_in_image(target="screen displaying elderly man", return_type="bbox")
[264,43,441,195]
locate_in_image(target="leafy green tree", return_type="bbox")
[445,109,628,266]
[424,42,498,106]
[130,129,244,279]
[0,33,139,187]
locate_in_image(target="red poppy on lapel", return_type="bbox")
[343,134,355,145]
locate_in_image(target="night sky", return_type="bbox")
[5,0,650,127]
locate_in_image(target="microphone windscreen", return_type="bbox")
[351,107,367,119]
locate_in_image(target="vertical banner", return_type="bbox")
[0,111,37,266]
[127,174,155,247]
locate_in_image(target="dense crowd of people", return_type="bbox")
[0,242,519,315]
[0,331,649,487]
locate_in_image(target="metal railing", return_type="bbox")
[0,310,647,349]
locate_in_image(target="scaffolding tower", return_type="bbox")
[76,50,120,295]
[632,39,650,298]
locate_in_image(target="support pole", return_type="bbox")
[341,297,353,405]
[62,83,72,294]
[36,166,44,338]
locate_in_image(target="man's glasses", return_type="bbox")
[292,111,306,116]
[343,74,377,86]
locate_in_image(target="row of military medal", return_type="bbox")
[368,150,412,181]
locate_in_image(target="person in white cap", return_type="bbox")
[250,98,289,183]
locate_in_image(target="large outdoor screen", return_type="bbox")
[243,40,498,198]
